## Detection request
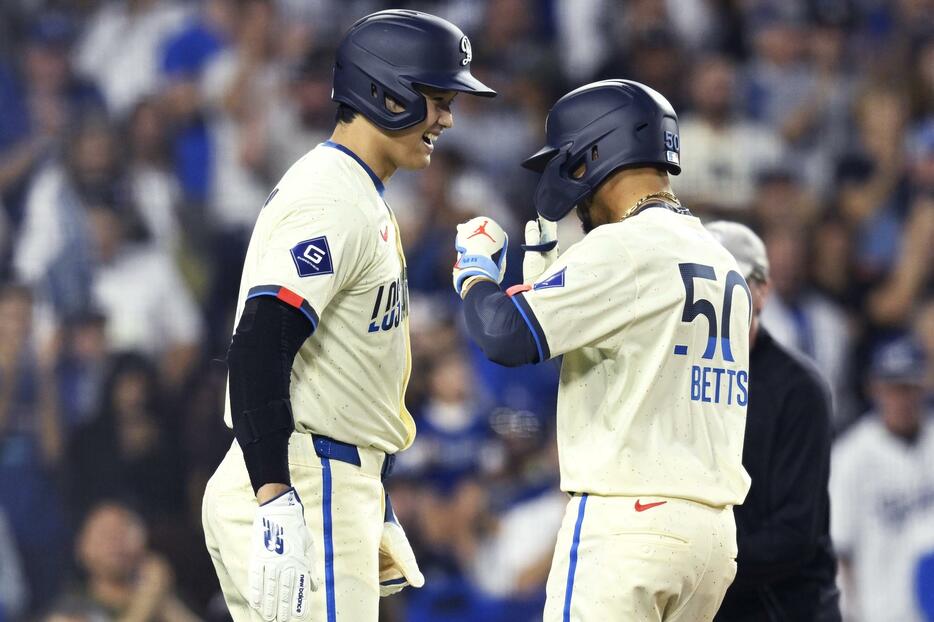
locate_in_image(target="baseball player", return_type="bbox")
[830,338,934,622]
[451,80,751,621]
[201,11,495,622]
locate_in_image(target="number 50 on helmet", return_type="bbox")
[522,80,682,222]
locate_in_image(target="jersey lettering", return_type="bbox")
[677,262,750,406]
[368,269,409,333]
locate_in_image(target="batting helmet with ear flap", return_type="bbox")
[332,10,496,131]
[522,80,681,222]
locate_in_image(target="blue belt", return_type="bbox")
[311,434,395,479]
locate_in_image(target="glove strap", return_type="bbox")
[521,239,557,252]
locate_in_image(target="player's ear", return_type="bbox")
[384,93,405,114]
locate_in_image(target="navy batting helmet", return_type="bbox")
[522,80,681,222]
[332,10,496,131]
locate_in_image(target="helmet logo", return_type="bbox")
[460,35,472,66]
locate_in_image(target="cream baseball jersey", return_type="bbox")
[223,141,416,452]
[513,207,752,506]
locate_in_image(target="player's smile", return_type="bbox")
[421,130,441,153]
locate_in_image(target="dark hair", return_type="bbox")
[335,103,358,124]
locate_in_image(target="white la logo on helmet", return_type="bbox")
[460,35,472,66]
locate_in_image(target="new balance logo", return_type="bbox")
[295,574,306,614]
[262,518,285,554]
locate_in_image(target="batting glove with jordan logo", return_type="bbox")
[521,216,559,283]
[453,216,508,297]
[249,488,318,621]
[378,494,425,597]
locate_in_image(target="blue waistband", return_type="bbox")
[311,434,395,479]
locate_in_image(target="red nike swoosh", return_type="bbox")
[634,500,667,512]
[380,227,389,241]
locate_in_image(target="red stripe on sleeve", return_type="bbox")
[276,287,304,309]
[506,284,533,297]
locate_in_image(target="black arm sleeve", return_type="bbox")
[227,296,313,493]
[462,280,540,366]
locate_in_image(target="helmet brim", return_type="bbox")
[521,145,560,172]
[412,70,497,98]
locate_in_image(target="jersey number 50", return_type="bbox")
[679,263,751,362]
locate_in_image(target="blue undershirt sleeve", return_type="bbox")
[462,280,545,366]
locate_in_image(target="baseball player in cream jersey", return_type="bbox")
[452,80,751,621]
[201,11,495,622]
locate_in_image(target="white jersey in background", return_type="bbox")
[831,416,934,622]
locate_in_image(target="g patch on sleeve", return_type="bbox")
[290,236,334,277]
[533,267,566,290]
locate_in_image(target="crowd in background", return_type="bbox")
[0,0,931,620]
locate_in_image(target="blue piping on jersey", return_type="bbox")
[564,494,588,622]
[246,285,319,330]
[321,456,337,622]
[322,140,385,196]
[510,295,546,363]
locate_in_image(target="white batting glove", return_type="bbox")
[521,217,559,283]
[249,488,318,621]
[378,518,425,597]
[453,216,508,297]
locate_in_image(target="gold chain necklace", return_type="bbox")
[620,190,682,221]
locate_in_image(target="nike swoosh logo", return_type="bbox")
[380,226,389,241]
[634,500,667,512]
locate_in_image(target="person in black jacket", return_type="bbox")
[707,221,842,622]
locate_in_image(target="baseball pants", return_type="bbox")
[544,494,738,622]
[202,432,390,621]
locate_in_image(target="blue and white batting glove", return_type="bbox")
[249,488,318,621]
[378,495,425,597]
[453,216,508,297]
[521,217,559,283]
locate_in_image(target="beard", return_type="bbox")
[576,195,596,233]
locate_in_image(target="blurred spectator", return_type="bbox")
[399,350,496,492]
[14,115,192,323]
[831,338,934,622]
[470,410,563,612]
[41,595,111,622]
[65,352,187,526]
[61,501,201,621]
[752,165,820,229]
[835,84,913,291]
[907,36,934,122]
[759,225,855,428]
[0,11,104,229]
[917,298,934,396]
[265,46,335,177]
[0,507,27,621]
[159,0,236,206]
[125,99,182,252]
[0,283,68,611]
[199,0,287,333]
[778,11,856,194]
[743,8,814,129]
[74,0,190,116]
[55,310,109,429]
[672,55,784,213]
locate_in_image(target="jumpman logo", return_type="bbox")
[467,219,496,243]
